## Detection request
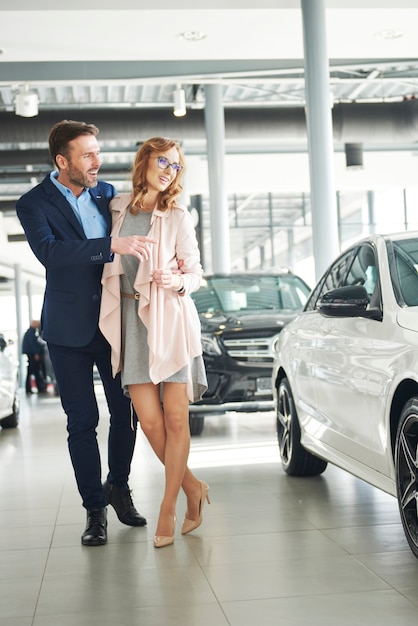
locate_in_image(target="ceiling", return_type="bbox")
[0,0,418,286]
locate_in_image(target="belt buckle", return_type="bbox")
[134,293,140,300]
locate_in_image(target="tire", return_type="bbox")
[395,397,418,558]
[0,392,20,429]
[189,414,205,436]
[276,377,327,476]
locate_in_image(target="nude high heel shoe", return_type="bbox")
[153,534,174,548]
[154,516,176,548]
[181,481,210,535]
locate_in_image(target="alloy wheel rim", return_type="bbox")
[397,413,418,549]
[278,386,292,465]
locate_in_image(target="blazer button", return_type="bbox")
[93,294,99,301]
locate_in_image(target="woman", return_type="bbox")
[100,137,209,548]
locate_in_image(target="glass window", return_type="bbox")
[305,244,380,311]
[191,274,311,315]
[391,238,418,306]
[305,248,356,311]
[345,245,378,300]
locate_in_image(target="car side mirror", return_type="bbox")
[317,285,369,318]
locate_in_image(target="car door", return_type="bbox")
[304,245,383,466]
[0,335,15,419]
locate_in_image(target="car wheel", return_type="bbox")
[0,391,20,429]
[189,414,205,436]
[395,398,418,558]
[276,377,327,476]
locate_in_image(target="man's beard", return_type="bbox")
[67,164,97,189]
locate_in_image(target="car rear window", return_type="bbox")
[191,275,311,314]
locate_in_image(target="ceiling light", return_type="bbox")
[374,28,404,40]
[173,85,186,117]
[178,31,206,42]
[15,85,38,117]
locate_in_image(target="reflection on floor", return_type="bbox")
[1,388,418,626]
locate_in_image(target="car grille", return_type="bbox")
[223,334,279,363]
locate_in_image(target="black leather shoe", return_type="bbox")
[81,508,107,546]
[103,480,147,527]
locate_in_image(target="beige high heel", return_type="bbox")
[154,534,174,548]
[154,516,176,548]
[181,481,210,535]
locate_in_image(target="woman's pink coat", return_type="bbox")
[99,193,204,402]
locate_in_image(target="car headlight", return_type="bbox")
[201,333,222,356]
[270,333,282,356]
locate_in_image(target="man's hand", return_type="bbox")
[111,236,156,261]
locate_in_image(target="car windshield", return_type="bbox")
[191,275,311,314]
[391,237,418,306]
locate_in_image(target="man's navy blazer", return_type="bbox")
[16,174,117,348]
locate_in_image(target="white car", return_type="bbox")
[272,231,418,558]
[0,334,20,428]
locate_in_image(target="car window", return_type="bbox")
[345,245,378,297]
[305,244,380,311]
[347,245,381,309]
[391,239,418,306]
[305,248,356,311]
[191,275,311,314]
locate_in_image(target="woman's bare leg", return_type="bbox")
[128,382,202,535]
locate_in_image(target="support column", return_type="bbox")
[301,0,339,281]
[403,188,408,231]
[367,190,376,235]
[204,84,231,274]
[336,191,342,245]
[268,192,275,268]
[287,229,294,270]
[190,194,205,269]
[26,279,33,322]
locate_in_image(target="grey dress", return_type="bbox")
[119,209,207,401]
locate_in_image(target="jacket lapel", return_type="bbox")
[42,175,86,238]
[41,176,112,238]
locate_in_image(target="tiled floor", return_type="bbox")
[1,387,418,625]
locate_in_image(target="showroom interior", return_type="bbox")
[1,1,418,625]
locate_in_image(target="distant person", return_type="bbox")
[22,320,47,395]
[100,136,209,548]
[42,343,60,397]
[16,119,155,546]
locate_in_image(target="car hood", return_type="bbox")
[199,310,298,334]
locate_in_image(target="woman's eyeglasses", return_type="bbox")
[155,156,183,173]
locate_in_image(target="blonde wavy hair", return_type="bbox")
[130,136,185,214]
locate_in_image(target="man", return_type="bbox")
[22,319,47,395]
[16,120,155,546]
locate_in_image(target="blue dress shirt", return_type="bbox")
[50,171,107,239]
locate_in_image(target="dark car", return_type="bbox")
[189,272,311,435]
[0,333,20,429]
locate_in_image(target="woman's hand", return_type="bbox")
[151,269,183,291]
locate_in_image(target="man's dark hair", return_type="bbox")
[48,120,99,167]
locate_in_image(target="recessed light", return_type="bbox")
[178,31,207,42]
[374,28,404,40]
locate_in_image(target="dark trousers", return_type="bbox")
[48,330,137,510]
[25,355,46,393]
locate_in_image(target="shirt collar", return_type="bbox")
[50,171,89,199]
